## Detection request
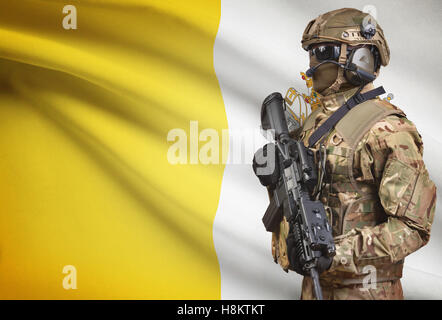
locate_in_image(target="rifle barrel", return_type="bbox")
[310,268,323,300]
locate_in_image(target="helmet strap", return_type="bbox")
[321,43,348,95]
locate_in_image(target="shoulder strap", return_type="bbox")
[335,99,403,146]
[308,86,386,147]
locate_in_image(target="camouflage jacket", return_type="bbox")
[293,84,436,287]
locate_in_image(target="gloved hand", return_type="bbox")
[316,255,333,274]
[286,233,333,276]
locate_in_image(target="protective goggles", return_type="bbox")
[309,45,341,61]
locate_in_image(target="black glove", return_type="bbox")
[316,255,333,274]
[286,232,332,276]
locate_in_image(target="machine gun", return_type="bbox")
[252,92,335,300]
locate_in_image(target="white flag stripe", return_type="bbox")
[214,0,442,299]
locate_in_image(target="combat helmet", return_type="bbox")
[302,8,390,95]
[302,8,389,66]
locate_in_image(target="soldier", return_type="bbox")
[271,8,437,300]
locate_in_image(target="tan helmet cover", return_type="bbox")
[302,8,390,66]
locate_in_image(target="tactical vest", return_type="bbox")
[272,98,406,286]
[302,98,403,233]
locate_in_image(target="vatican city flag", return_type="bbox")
[1,0,441,300]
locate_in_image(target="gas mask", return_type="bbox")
[307,43,380,95]
[309,51,340,94]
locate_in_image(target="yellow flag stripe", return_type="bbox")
[0,0,226,299]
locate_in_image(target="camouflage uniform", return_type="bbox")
[296,84,436,300]
[270,8,436,300]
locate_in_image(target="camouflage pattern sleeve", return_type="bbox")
[327,115,437,276]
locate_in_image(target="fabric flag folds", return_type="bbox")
[0,0,226,299]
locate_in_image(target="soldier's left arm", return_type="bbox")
[327,115,437,275]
